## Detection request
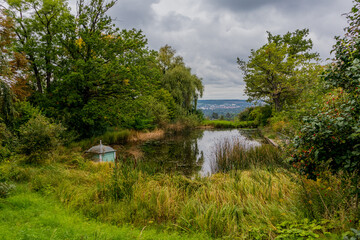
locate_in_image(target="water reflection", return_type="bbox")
[139,129,263,176]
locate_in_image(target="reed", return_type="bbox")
[128,129,165,142]
[213,138,283,173]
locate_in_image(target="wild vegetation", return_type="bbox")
[1,0,360,239]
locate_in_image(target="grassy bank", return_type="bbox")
[202,120,257,129]
[1,152,357,239]
[0,185,207,240]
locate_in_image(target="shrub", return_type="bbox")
[290,1,360,181]
[290,88,360,179]
[238,105,272,126]
[18,114,65,164]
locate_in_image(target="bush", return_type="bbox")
[18,114,65,164]
[290,88,360,179]
[238,105,272,126]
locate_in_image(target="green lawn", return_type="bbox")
[0,185,208,240]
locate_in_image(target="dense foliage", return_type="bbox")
[290,2,360,178]
[238,29,320,112]
[0,0,204,138]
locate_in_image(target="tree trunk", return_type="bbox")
[273,94,282,112]
[29,55,42,93]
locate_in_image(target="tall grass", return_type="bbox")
[0,185,208,240]
[72,129,131,150]
[202,120,257,128]
[1,152,357,239]
[213,138,283,172]
[0,159,331,239]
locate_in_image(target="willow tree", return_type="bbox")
[238,29,319,111]
[158,45,204,114]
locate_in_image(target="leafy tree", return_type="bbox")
[158,45,204,114]
[157,44,185,73]
[238,29,319,111]
[5,0,71,93]
[0,9,30,127]
[211,112,219,120]
[11,0,164,136]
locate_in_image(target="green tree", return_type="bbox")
[0,9,30,127]
[158,45,204,114]
[5,0,71,93]
[238,29,319,112]
[43,0,163,136]
[211,112,219,120]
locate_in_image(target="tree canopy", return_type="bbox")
[238,29,319,111]
[1,0,204,138]
[158,45,204,114]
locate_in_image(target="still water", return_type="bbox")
[139,129,264,176]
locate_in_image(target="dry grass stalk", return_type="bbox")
[128,129,165,142]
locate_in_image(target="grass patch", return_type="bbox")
[202,120,257,128]
[0,185,208,240]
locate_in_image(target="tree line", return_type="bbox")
[0,0,204,139]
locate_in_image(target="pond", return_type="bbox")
[131,129,265,176]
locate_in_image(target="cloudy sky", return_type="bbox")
[104,0,353,99]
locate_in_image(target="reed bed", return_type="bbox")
[128,129,165,142]
[213,138,283,173]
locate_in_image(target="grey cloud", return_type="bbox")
[107,0,160,29]
[203,0,332,13]
[160,12,192,31]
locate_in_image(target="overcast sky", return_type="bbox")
[103,0,353,99]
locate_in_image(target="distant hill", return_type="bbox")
[197,99,260,119]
